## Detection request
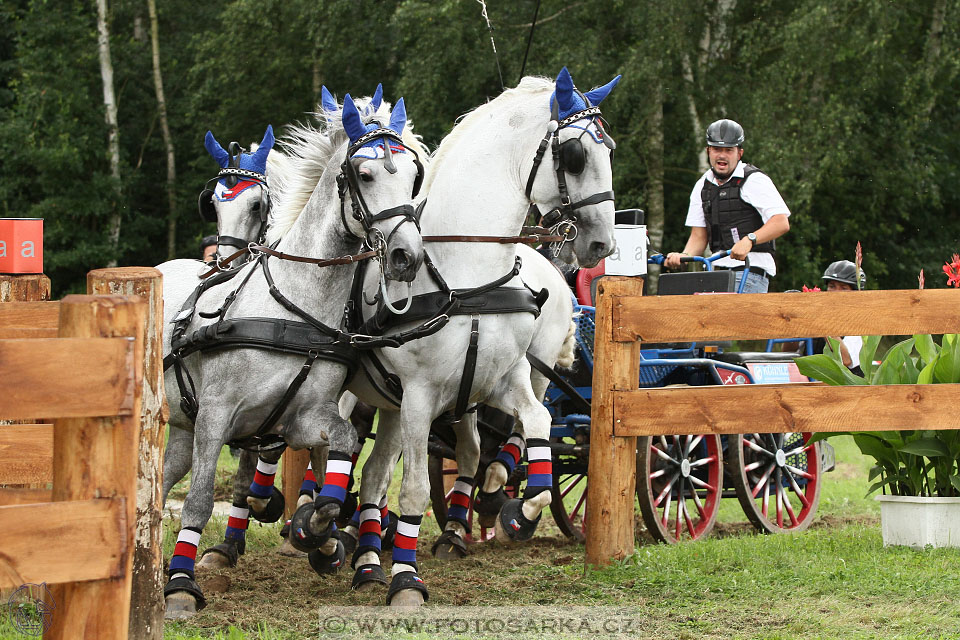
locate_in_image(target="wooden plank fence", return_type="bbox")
[584,277,960,567]
[0,269,164,639]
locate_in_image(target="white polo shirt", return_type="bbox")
[685,161,790,276]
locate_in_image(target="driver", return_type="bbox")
[815,260,866,375]
[664,119,791,293]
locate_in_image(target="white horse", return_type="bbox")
[289,67,621,607]
[159,91,424,619]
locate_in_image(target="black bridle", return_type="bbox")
[197,140,271,270]
[524,101,617,254]
[336,127,425,254]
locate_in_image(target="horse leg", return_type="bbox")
[162,425,194,506]
[196,447,256,570]
[490,369,555,544]
[475,429,525,527]
[431,413,479,560]
[386,395,435,608]
[164,421,227,620]
[349,409,402,592]
[245,440,287,521]
[278,457,317,557]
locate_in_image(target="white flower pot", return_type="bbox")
[876,494,960,549]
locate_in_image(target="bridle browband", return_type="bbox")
[523,101,616,254]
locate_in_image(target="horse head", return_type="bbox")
[333,91,424,282]
[528,67,621,268]
[199,125,275,263]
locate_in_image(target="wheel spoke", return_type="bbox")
[660,488,673,527]
[761,478,770,518]
[744,437,775,456]
[689,455,718,468]
[654,471,680,507]
[775,470,785,527]
[785,470,811,509]
[570,490,587,521]
[674,478,684,539]
[686,434,704,456]
[750,463,776,498]
[688,475,716,492]
[784,464,814,480]
[649,468,667,480]
[560,473,586,499]
[652,445,678,465]
[743,461,765,473]
[690,485,706,518]
[781,482,799,526]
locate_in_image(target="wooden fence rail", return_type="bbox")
[584,277,960,567]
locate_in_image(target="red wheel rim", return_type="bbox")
[646,434,722,542]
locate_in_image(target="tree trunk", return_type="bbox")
[147,0,178,260]
[97,0,122,268]
[646,80,665,293]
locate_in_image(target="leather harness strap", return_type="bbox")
[454,316,481,418]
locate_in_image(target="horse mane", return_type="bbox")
[422,76,554,194]
[266,98,430,244]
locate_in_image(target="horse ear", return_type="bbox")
[250,125,274,167]
[388,97,407,135]
[554,67,575,113]
[341,94,368,143]
[584,75,622,106]
[320,85,338,121]
[204,131,230,168]
[371,83,383,112]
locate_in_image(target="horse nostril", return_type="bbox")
[590,241,608,258]
[390,248,411,273]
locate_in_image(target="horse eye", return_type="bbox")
[359,168,374,183]
[250,201,260,211]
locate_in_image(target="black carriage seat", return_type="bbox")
[711,351,802,366]
[643,270,736,351]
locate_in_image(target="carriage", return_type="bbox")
[427,244,833,545]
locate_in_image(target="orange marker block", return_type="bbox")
[0,218,43,274]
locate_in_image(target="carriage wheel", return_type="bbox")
[427,454,519,543]
[549,439,589,542]
[727,433,822,534]
[636,434,723,544]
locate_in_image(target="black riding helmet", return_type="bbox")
[822,260,866,288]
[706,119,745,148]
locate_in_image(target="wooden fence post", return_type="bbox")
[0,273,51,304]
[282,448,312,520]
[584,276,642,567]
[46,294,144,640]
[87,267,164,640]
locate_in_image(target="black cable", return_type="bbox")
[518,0,542,85]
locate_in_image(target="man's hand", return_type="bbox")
[664,252,686,269]
[730,237,753,261]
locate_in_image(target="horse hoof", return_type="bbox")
[196,549,232,570]
[352,564,387,591]
[386,571,429,607]
[340,528,359,557]
[277,536,307,558]
[248,486,285,523]
[494,498,541,543]
[164,591,198,620]
[308,538,345,575]
[289,503,332,553]
[431,529,468,559]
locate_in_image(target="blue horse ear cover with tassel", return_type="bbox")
[550,67,622,120]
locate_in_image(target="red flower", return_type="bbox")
[944,254,960,288]
[802,284,821,292]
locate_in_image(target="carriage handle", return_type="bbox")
[647,249,750,294]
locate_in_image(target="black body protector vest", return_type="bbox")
[701,164,775,256]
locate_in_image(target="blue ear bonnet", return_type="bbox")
[204,125,274,184]
[549,67,622,121]
[338,91,408,160]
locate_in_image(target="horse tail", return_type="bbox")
[555,317,578,369]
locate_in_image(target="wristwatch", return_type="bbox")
[747,232,757,248]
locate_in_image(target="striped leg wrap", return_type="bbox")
[299,463,317,497]
[351,437,365,465]
[391,515,421,568]
[355,503,383,557]
[524,438,552,498]
[249,457,279,499]
[494,432,525,474]
[224,503,249,542]
[378,495,391,530]
[317,451,351,505]
[349,505,362,528]
[168,527,202,579]
[446,476,474,528]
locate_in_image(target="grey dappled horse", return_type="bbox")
[158,92,423,620]
[300,67,621,607]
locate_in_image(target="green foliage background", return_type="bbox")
[1,0,958,295]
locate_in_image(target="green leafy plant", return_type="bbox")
[795,334,960,497]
